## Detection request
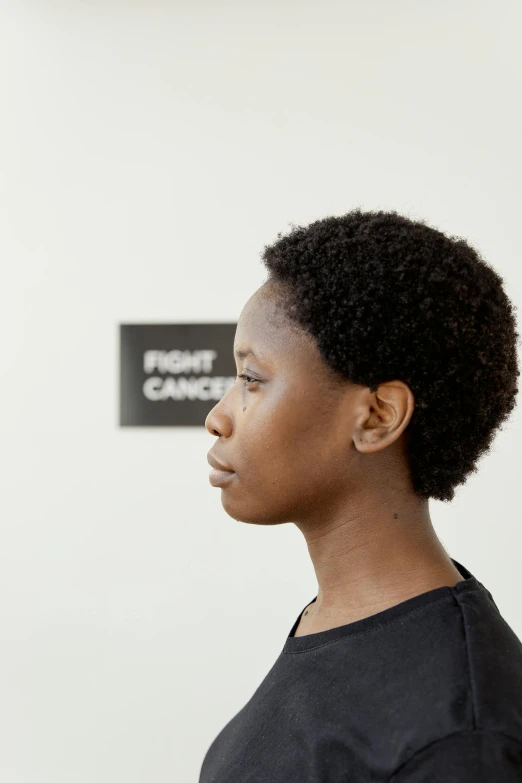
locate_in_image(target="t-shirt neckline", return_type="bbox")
[283,557,483,654]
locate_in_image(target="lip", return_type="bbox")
[209,468,236,487]
[207,452,234,472]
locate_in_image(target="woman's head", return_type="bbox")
[205,209,519,525]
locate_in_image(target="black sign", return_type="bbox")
[119,323,237,426]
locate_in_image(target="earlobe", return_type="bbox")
[354,428,395,455]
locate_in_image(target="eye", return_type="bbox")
[236,373,260,388]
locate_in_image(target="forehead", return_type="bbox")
[233,288,289,364]
[234,293,322,375]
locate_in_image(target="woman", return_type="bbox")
[201,209,522,781]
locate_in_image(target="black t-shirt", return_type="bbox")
[199,558,522,782]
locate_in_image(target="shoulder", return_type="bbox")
[388,730,522,782]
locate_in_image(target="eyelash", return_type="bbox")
[236,373,259,388]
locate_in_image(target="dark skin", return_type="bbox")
[205,280,463,637]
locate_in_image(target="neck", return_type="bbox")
[294,492,462,630]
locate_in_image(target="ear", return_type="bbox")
[353,381,415,455]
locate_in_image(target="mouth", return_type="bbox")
[207,451,234,472]
[208,468,236,487]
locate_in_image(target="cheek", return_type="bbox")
[237,393,343,484]
[245,424,333,488]
[219,423,346,525]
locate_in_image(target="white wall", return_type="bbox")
[1,2,521,781]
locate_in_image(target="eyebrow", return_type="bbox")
[234,348,265,362]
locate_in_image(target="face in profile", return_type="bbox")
[205,280,397,528]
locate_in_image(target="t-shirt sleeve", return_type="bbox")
[388,730,522,782]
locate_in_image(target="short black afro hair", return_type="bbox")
[260,209,520,502]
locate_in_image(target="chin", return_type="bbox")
[220,498,291,526]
